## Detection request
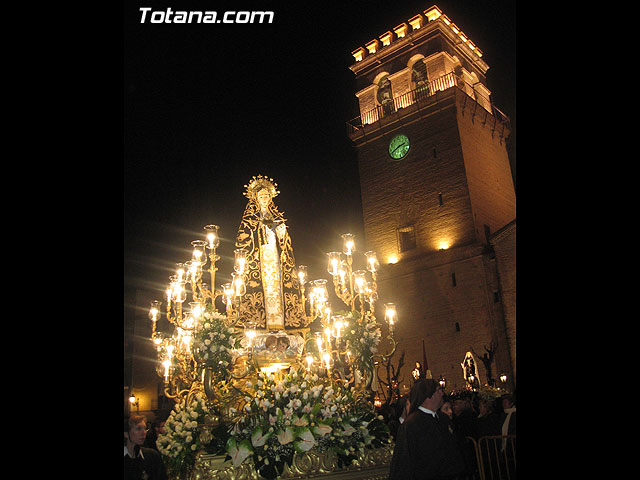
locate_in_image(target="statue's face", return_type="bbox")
[256,189,271,209]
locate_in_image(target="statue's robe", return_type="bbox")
[235,200,305,329]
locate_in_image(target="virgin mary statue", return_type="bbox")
[235,175,305,330]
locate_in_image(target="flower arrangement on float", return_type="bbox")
[155,308,390,480]
[339,310,382,374]
[156,367,390,479]
[192,308,239,373]
[157,390,214,478]
[225,368,389,479]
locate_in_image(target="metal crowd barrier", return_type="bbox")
[464,435,517,480]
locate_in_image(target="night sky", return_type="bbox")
[123,0,516,306]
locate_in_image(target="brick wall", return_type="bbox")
[490,220,516,386]
[357,93,479,264]
[373,244,506,391]
[356,91,516,391]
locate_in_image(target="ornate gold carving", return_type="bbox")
[190,444,393,480]
[237,292,267,328]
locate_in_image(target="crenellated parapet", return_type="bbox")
[350,6,487,74]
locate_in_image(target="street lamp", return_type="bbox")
[129,393,139,413]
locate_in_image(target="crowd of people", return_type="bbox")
[382,379,516,480]
[124,385,515,480]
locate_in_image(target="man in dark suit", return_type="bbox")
[389,379,465,480]
[124,415,168,480]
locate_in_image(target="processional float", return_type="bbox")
[147,175,397,479]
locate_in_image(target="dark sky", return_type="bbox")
[123,0,516,301]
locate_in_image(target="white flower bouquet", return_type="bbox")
[225,367,389,479]
[156,391,212,478]
[192,307,238,376]
[340,311,382,374]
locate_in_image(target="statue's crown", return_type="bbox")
[243,174,280,200]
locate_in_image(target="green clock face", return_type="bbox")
[388,134,410,160]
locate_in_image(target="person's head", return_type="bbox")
[155,411,169,435]
[408,378,444,414]
[277,336,290,351]
[440,396,453,419]
[452,394,472,416]
[124,415,148,447]
[478,397,494,416]
[265,335,278,350]
[256,188,272,209]
[156,420,166,435]
[501,394,515,410]
[397,396,411,419]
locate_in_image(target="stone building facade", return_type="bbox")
[347,5,516,392]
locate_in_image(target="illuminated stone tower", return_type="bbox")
[347,6,516,390]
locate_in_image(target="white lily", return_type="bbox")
[293,428,315,453]
[226,437,253,467]
[251,427,271,447]
[277,427,295,445]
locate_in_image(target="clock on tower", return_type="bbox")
[388,134,410,160]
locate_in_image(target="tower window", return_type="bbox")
[438,193,444,206]
[397,225,416,252]
[451,272,457,286]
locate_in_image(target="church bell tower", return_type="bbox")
[347,6,516,389]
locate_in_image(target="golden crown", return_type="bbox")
[243,174,280,200]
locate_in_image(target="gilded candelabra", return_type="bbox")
[295,233,397,390]
[148,224,398,405]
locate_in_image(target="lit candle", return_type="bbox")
[176,263,185,282]
[149,300,160,322]
[365,251,379,273]
[222,282,233,306]
[333,315,344,338]
[384,303,397,331]
[186,260,198,283]
[353,270,367,294]
[162,359,171,382]
[326,252,341,276]
[324,326,332,344]
[191,240,207,264]
[152,333,164,347]
[189,302,203,322]
[297,265,307,285]
[306,355,314,370]
[338,268,346,288]
[315,333,323,359]
[174,282,187,303]
[341,233,355,256]
[204,224,220,249]
[234,249,246,275]
[323,352,331,370]
[246,328,256,347]
[232,272,246,297]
